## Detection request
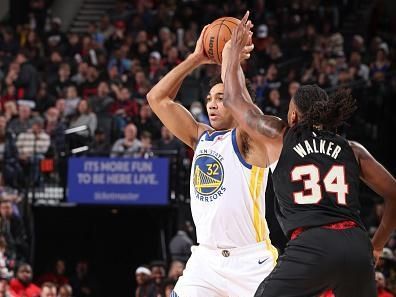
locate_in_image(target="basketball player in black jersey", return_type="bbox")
[222,12,396,297]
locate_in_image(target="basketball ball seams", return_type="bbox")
[216,19,226,63]
[203,17,241,64]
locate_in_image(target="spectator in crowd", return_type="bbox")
[189,101,209,125]
[58,284,72,297]
[109,85,139,135]
[15,116,50,185]
[132,70,151,102]
[138,131,154,158]
[376,271,395,297]
[110,123,142,158]
[135,266,156,297]
[167,261,184,282]
[3,101,17,123]
[134,103,160,140]
[80,65,100,98]
[377,248,396,293]
[9,263,40,297]
[45,17,67,54]
[39,282,56,297]
[71,62,89,87]
[0,234,15,280]
[48,63,72,98]
[0,200,28,261]
[149,261,166,296]
[69,100,97,138]
[0,278,11,297]
[263,88,282,118]
[157,126,185,158]
[69,260,97,297]
[13,50,39,100]
[148,51,165,84]
[162,279,176,297]
[0,28,19,62]
[44,107,66,156]
[169,221,193,263]
[35,82,56,114]
[88,81,114,138]
[370,46,390,82]
[7,101,34,135]
[63,85,81,118]
[0,116,7,167]
[37,259,69,288]
[88,129,111,157]
[55,99,67,124]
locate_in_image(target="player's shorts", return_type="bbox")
[173,241,277,297]
[254,226,376,297]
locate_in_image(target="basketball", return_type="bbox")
[203,17,240,64]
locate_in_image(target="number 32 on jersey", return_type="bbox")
[291,165,349,205]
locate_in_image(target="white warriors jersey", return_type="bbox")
[190,128,277,253]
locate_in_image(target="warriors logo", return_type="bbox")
[193,154,224,196]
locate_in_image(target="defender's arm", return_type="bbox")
[223,12,286,143]
[350,141,396,262]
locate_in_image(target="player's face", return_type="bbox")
[206,83,235,130]
[287,98,299,127]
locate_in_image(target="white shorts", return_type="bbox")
[173,242,277,297]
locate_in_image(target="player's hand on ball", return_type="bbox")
[191,25,215,65]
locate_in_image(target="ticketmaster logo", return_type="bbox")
[94,192,140,201]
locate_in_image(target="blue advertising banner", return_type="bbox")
[67,157,169,205]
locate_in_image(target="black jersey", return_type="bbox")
[271,125,365,237]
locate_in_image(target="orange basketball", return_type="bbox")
[203,17,240,64]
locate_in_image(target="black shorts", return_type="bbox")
[254,226,376,297]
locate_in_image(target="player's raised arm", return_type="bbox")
[146,26,213,149]
[222,12,286,161]
[350,141,396,263]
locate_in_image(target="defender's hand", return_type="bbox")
[223,40,254,62]
[230,11,254,53]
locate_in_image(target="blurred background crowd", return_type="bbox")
[0,0,394,296]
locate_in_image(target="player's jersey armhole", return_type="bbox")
[268,160,278,173]
[194,130,208,151]
[232,129,252,169]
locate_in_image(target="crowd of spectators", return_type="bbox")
[0,0,395,296]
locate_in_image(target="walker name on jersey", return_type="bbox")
[193,149,226,202]
[293,138,342,160]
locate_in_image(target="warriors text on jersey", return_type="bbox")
[271,125,365,237]
[190,129,277,255]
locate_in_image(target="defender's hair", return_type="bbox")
[209,75,256,103]
[294,85,356,129]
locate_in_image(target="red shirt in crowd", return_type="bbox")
[109,99,139,118]
[320,290,335,297]
[9,278,41,297]
[378,288,395,297]
[36,272,69,287]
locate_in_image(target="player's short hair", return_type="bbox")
[209,75,256,103]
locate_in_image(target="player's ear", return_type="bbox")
[291,110,298,125]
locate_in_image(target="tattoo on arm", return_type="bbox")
[245,109,286,138]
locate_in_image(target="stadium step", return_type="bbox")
[75,15,102,21]
[69,0,116,33]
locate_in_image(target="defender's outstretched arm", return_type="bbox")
[222,12,286,162]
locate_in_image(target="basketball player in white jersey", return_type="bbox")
[147,25,277,297]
